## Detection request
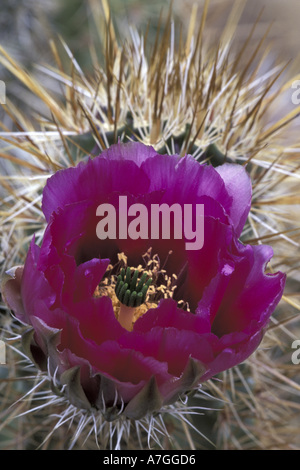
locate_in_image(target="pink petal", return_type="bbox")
[216,163,252,237]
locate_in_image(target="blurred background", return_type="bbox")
[1,0,299,131]
[1,0,299,77]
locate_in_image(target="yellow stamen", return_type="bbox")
[94,249,190,331]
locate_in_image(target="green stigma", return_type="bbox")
[115,267,152,308]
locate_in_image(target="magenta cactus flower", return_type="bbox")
[2,142,285,421]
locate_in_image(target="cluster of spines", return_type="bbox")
[115,267,152,307]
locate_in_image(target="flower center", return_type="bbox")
[94,249,190,331]
[113,267,152,331]
[115,267,152,308]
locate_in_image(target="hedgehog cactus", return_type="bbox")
[0,1,299,451]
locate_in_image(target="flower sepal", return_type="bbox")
[60,366,94,410]
[165,356,207,406]
[1,266,25,320]
[21,327,48,372]
[123,376,163,420]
